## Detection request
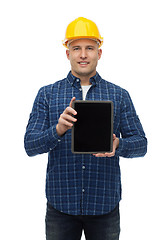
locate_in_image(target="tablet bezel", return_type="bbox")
[71,100,113,154]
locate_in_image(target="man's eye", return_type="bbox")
[87,47,94,50]
[73,47,80,51]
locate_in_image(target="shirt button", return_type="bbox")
[58,139,61,142]
[79,88,82,91]
[82,166,85,170]
[82,189,85,193]
[76,79,80,82]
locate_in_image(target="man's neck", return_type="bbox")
[80,77,91,86]
[71,71,96,86]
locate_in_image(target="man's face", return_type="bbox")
[66,39,102,79]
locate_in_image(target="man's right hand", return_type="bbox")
[56,97,77,136]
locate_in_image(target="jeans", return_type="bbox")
[45,202,120,240]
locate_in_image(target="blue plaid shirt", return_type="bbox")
[24,71,147,215]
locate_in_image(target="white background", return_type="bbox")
[0,0,167,239]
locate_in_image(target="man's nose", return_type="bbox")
[80,49,87,59]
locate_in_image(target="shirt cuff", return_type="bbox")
[115,138,124,157]
[47,124,62,151]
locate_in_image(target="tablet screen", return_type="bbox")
[72,101,113,154]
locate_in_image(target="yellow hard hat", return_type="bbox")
[63,17,103,48]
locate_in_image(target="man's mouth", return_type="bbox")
[78,62,89,65]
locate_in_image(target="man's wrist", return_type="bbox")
[116,138,119,149]
[56,124,62,136]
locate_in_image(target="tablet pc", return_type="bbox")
[72,100,113,154]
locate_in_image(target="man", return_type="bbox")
[24,17,147,240]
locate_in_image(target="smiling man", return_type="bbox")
[24,17,147,240]
[66,38,102,85]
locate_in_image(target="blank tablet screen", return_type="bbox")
[72,101,113,154]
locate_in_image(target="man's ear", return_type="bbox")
[98,49,102,60]
[66,49,70,60]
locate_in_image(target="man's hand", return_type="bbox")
[93,134,119,157]
[56,97,77,136]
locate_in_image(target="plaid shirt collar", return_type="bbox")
[67,71,102,87]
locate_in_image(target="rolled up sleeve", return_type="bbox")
[24,87,61,157]
[115,90,147,158]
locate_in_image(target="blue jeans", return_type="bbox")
[45,202,120,240]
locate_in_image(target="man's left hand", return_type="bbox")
[93,134,119,157]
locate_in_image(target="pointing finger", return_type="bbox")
[69,97,76,108]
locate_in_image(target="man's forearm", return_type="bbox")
[116,135,147,158]
[24,124,61,157]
